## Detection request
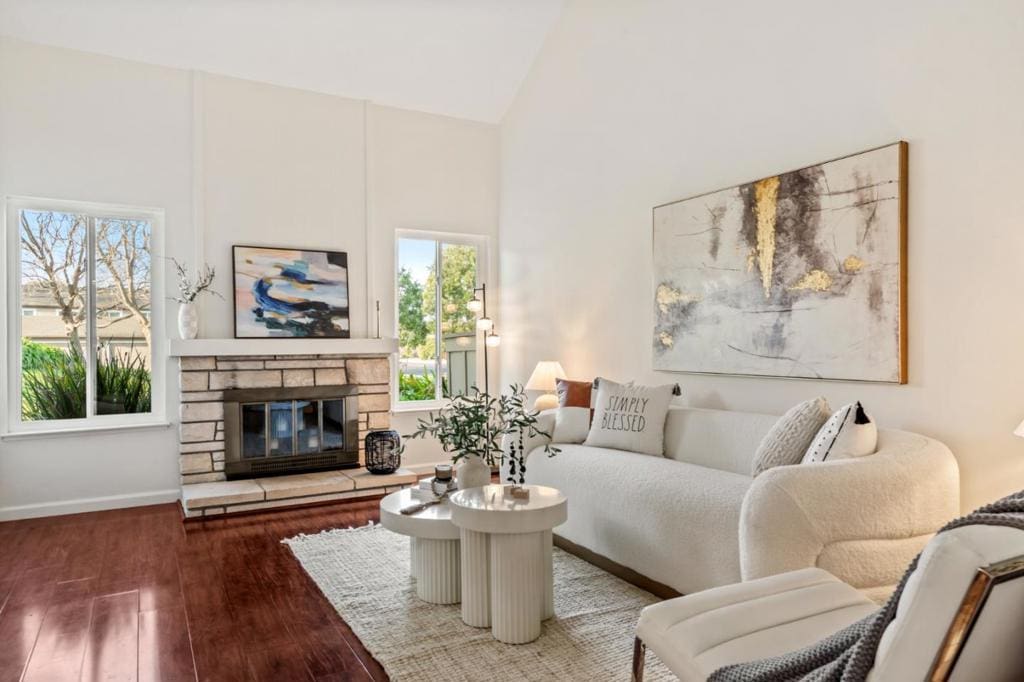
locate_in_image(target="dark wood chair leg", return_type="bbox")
[632,637,646,682]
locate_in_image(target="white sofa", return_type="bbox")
[634,522,1024,681]
[504,406,959,600]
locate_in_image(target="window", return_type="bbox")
[5,198,164,432]
[396,233,484,406]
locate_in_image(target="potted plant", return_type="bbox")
[405,384,559,492]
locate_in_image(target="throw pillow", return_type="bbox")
[751,397,831,477]
[551,407,591,444]
[556,378,594,409]
[583,378,679,456]
[802,402,878,463]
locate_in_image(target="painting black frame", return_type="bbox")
[232,244,351,339]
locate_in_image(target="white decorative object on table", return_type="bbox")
[379,488,461,604]
[455,454,491,490]
[449,484,568,644]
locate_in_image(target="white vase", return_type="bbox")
[177,302,198,340]
[456,454,491,490]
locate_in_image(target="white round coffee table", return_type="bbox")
[379,488,461,605]
[449,484,568,644]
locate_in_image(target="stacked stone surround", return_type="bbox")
[177,353,391,485]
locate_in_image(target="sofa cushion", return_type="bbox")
[637,567,877,681]
[663,407,778,475]
[551,406,590,444]
[751,397,830,476]
[584,378,678,456]
[556,378,593,409]
[802,402,877,463]
[523,443,752,594]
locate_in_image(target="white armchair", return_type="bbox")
[634,522,1024,681]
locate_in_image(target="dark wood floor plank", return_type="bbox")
[21,593,94,681]
[81,590,140,682]
[138,606,196,682]
[1,501,391,682]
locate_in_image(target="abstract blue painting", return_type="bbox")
[233,245,350,338]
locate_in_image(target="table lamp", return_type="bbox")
[525,361,566,411]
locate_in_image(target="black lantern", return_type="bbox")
[365,430,401,474]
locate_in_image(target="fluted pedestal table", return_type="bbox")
[380,488,461,605]
[449,484,568,644]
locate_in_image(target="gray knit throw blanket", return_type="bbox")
[708,491,1024,682]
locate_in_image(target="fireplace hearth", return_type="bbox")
[223,386,360,479]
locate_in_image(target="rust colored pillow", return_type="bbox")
[556,378,593,409]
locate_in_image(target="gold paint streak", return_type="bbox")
[843,255,866,273]
[753,176,780,299]
[658,332,674,348]
[789,269,834,292]
[655,284,701,314]
[746,250,756,273]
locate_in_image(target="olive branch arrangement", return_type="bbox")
[404,384,559,484]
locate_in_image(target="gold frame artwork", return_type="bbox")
[652,141,908,384]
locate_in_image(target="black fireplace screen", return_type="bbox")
[223,386,359,478]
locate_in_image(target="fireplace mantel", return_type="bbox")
[168,337,398,357]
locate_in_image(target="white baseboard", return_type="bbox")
[0,488,181,522]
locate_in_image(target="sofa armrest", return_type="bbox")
[499,409,556,483]
[739,431,959,595]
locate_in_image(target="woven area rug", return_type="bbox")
[283,523,674,681]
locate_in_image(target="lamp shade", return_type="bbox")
[1015,419,1024,438]
[525,361,566,392]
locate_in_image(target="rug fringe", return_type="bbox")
[282,520,378,546]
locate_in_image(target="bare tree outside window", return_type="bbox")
[17,208,154,422]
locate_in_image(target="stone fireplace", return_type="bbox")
[171,342,416,518]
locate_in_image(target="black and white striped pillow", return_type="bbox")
[802,402,878,463]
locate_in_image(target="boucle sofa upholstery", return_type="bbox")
[504,406,959,598]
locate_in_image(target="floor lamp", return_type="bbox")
[467,283,500,395]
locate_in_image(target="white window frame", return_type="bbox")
[393,229,490,412]
[2,196,166,436]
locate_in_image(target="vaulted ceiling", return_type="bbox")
[0,0,563,123]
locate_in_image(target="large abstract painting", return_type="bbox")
[653,142,907,383]
[233,245,350,338]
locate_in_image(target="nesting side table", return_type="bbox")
[449,484,568,644]
[379,488,461,604]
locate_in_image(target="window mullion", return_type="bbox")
[434,241,443,402]
[85,215,97,419]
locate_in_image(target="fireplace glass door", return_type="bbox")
[224,387,358,478]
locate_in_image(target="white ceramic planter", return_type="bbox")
[456,454,491,490]
[177,302,198,340]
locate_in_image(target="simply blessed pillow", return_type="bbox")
[583,378,679,456]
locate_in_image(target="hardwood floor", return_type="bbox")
[0,500,388,682]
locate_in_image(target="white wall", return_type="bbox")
[0,38,192,519]
[367,104,500,466]
[0,37,499,519]
[499,0,1024,510]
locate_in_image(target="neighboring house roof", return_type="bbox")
[21,281,150,310]
[21,313,149,343]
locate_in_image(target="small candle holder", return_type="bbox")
[432,464,454,496]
